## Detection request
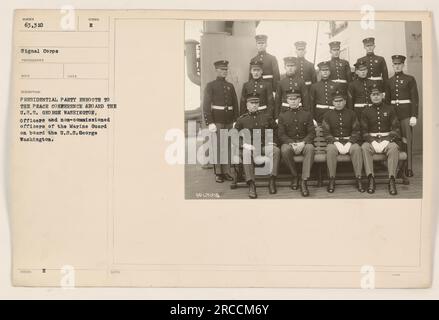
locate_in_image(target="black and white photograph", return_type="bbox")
[185,20,423,199]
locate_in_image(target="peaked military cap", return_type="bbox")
[255,34,268,42]
[362,37,375,45]
[329,41,341,49]
[213,60,229,68]
[294,41,307,49]
[283,56,297,65]
[391,55,406,63]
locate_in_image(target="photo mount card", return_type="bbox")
[9,9,433,288]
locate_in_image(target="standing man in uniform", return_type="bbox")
[322,88,365,193]
[250,34,280,93]
[347,60,374,119]
[385,55,419,177]
[203,60,239,183]
[234,92,280,199]
[309,61,337,124]
[294,41,317,92]
[358,37,388,85]
[361,82,401,196]
[275,57,309,118]
[328,41,352,89]
[278,89,316,197]
[240,60,274,117]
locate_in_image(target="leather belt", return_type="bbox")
[370,132,390,137]
[332,79,347,83]
[282,102,302,107]
[334,136,351,140]
[211,105,233,110]
[258,105,267,110]
[262,75,273,79]
[305,81,312,85]
[354,103,370,108]
[391,99,411,104]
[316,104,334,109]
[368,76,383,81]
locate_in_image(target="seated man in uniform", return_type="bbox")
[278,89,316,197]
[361,82,401,196]
[322,88,365,193]
[240,60,274,117]
[234,93,280,199]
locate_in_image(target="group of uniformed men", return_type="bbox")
[202,34,419,199]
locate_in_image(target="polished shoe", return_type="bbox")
[356,178,365,193]
[215,175,224,183]
[388,176,398,196]
[300,179,310,197]
[405,169,414,177]
[248,180,257,199]
[268,176,277,194]
[223,173,234,181]
[367,175,376,194]
[327,177,336,193]
[290,176,299,190]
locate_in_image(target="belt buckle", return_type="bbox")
[376,134,382,141]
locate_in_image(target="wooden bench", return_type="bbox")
[231,126,409,188]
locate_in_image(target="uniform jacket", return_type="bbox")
[322,108,361,144]
[358,53,389,81]
[249,51,280,90]
[275,75,310,117]
[296,57,317,86]
[360,103,401,143]
[202,77,239,125]
[309,79,337,113]
[347,78,374,109]
[234,110,279,147]
[329,57,352,82]
[278,107,315,144]
[385,72,419,120]
[240,78,274,116]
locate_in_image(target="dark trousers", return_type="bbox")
[326,143,363,178]
[242,145,281,182]
[361,141,400,178]
[211,122,233,176]
[281,143,315,179]
[400,118,413,170]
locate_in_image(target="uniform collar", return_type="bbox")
[258,50,266,55]
[288,106,301,111]
[331,57,340,61]
[216,76,226,81]
[252,77,262,82]
[395,71,404,76]
[366,52,375,56]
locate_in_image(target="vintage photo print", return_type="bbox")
[185,20,423,200]
[9,9,432,289]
